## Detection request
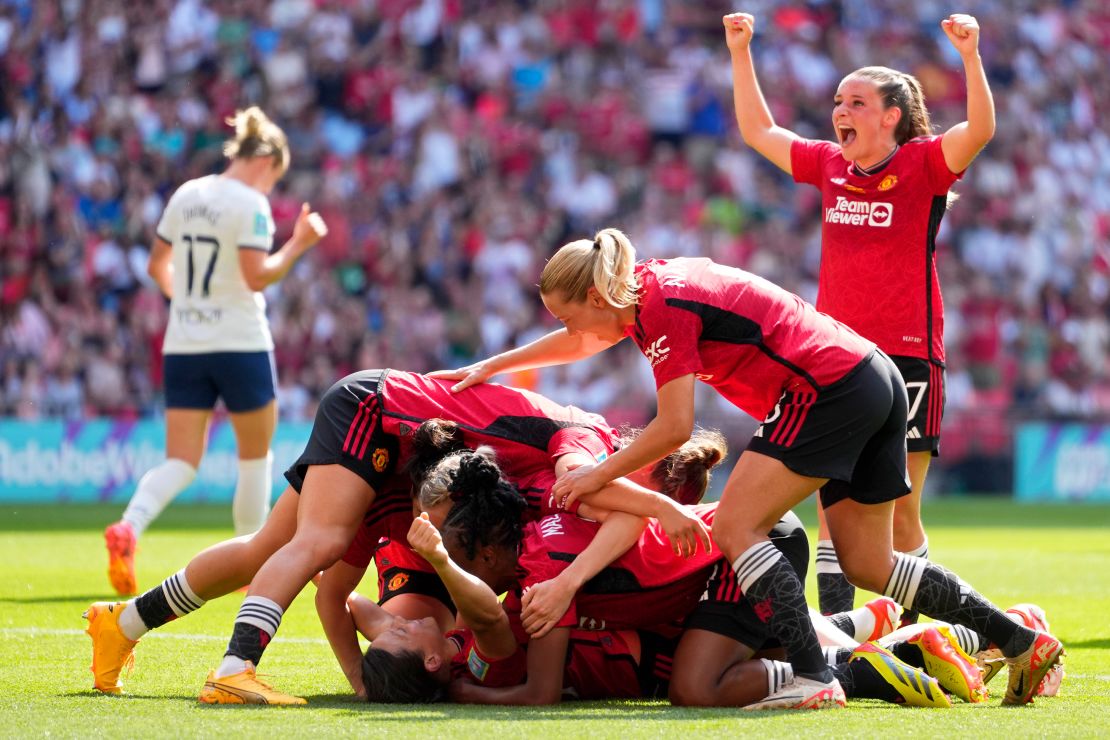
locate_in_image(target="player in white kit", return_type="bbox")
[103,107,327,595]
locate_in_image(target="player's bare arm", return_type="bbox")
[940,14,996,172]
[723,12,800,174]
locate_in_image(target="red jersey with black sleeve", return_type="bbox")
[447,629,528,687]
[513,504,723,631]
[629,259,875,420]
[563,631,643,700]
[791,135,963,363]
[377,370,620,516]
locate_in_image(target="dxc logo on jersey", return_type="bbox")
[643,335,670,367]
[825,196,894,227]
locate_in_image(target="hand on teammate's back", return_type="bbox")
[521,578,576,639]
[292,202,328,251]
[427,361,496,393]
[655,502,714,559]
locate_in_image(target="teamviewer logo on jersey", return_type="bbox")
[868,202,893,227]
[644,336,670,367]
[825,196,894,227]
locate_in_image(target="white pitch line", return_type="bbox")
[6,628,1110,684]
[0,626,329,645]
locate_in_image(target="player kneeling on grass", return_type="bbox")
[359,455,978,707]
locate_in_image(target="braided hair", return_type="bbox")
[440,453,526,561]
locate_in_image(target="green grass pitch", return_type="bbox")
[1,499,1108,738]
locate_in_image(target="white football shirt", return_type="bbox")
[156,175,276,353]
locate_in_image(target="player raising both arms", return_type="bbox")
[722,12,995,619]
[103,107,326,596]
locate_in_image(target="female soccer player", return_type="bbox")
[83,369,704,702]
[364,455,972,708]
[315,417,724,697]
[722,12,996,618]
[434,231,1062,707]
[103,106,327,596]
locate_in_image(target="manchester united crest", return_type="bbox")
[372,447,389,472]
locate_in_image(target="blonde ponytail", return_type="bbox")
[222,106,290,172]
[540,227,640,308]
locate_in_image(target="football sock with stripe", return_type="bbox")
[816,539,855,615]
[883,553,1035,658]
[126,568,206,640]
[897,538,928,625]
[219,595,284,676]
[734,541,833,682]
[758,658,794,697]
[946,623,987,656]
[824,646,853,666]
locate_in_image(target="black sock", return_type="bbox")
[734,542,832,682]
[832,661,901,703]
[888,640,927,670]
[885,554,1035,658]
[825,612,856,639]
[225,621,270,665]
[134,570,203,629]
[224,595,283,665]
[816,540,855,615]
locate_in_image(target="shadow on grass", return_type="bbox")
[1063,637,1110,650]
[284,698,906,719]
[62,693,912,717]
[0,594,116,605]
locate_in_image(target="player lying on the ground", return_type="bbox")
[435,230,1065,706]
[357,453,980,707]
[83,369,708,703]
[316,420,727,697]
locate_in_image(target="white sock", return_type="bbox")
[232,453,272,536]
[836,601,898,643]
[815,539,842,575]
[883,553,926,610]
[118,602,148,641]
[759,658,794,695]
[948,624,984,655]
[903,538,929,559]
[216,656,249,678]
[121,459,197,537]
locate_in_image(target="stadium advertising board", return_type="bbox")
[0,420,310,503]
[1015,422,1110,502]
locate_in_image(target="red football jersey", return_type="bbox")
[562,631,643,699]
[791,135,962,363]
[379,371,620,515]
[629,259,875,420]
[447,629,528,687]
[514,504,722,631]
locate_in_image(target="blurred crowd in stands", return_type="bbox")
[1,0,1107,490]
